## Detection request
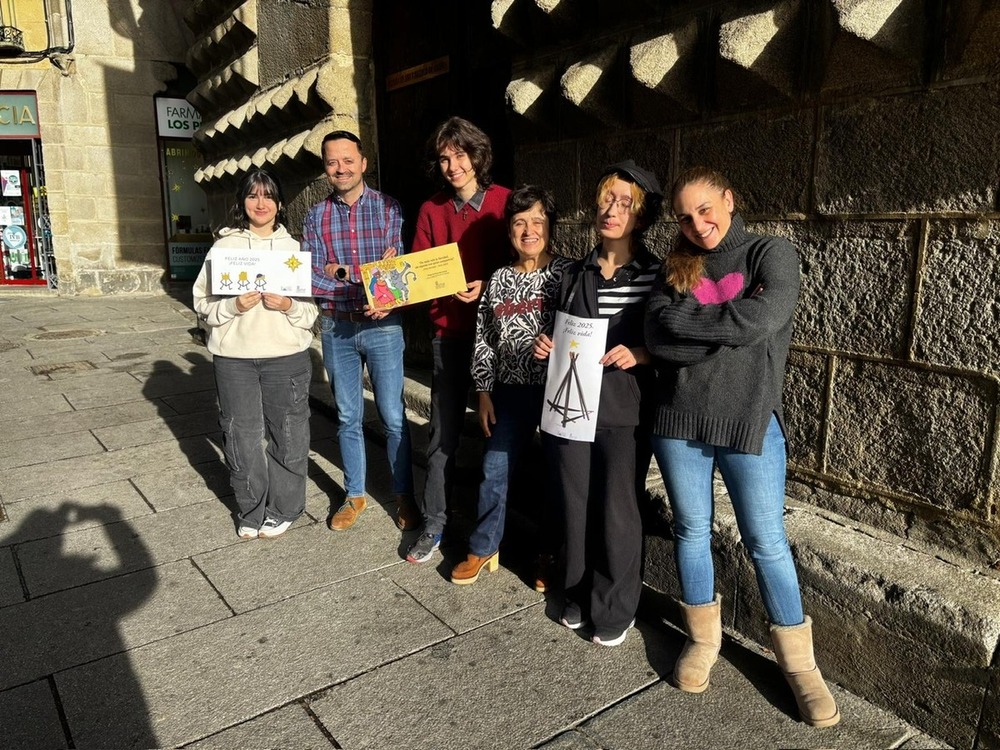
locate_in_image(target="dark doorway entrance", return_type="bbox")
[372,0,513,364]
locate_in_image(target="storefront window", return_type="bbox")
[156,97,210,281]
[0,91,52,287]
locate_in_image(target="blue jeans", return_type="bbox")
[651,415,804,626]
[422,336,474,534]
[319,315,413,498]
[468,384,544,556]
[213,350,311,526]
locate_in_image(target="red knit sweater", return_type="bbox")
[411,184,512,338]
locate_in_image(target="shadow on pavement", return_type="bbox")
[0,503,157,748]
[141,354,235,515]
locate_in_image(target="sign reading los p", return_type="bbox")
[155,97,202,137]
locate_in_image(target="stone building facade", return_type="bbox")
[44,0,1000,747]
[0,0,194,294]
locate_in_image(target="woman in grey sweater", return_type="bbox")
[644,167,839,727]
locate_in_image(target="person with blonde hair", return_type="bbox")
[535,160,660,646]
[644,166,839,727]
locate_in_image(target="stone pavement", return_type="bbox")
[0,290,947,749]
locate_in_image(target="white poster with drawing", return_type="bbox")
[209,248,313,296]
[0,206,12,226]
[540,311,609,443]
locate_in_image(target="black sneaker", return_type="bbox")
[560,603,586,630]
[406,532,442,564]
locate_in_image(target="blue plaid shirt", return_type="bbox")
[306,184,404,312]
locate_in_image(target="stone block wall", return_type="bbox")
[0,0,193,294]
[498,0,1000,569]
[186,0,378,237]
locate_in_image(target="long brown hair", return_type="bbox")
[666,167,735,293]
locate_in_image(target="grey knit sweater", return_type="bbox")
[644,214,800,455]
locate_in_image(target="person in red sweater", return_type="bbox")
[405,117,512,566]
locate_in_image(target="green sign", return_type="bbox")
[0,93,39,139]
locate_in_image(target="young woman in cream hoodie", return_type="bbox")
[193,170,318,539]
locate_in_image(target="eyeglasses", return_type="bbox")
[599,195,634,213]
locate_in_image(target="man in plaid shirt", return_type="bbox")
[306,130,416,533]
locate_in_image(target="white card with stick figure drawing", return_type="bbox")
[210,249,313,296]
[541,311,609,443]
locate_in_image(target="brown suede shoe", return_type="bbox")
[450,551,500,585]
[394,493,420,531]
[533,553,555,593]
[329,496,367,531]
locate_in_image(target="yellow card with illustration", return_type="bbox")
[360,243,467,310]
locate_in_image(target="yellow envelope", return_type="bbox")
[360,243,467,310]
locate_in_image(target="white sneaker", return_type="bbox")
[592,619,636,647]
[237,525,259,539]
[259,518,292,538]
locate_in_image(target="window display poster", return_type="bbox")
[0,206,11,225]
[160,139,211,281]
[9,206,23,225]
[168,243,211,282]
[540,311,609,443]
[1,170,21,197]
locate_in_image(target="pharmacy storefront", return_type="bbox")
[0,91,54,287]
[156,97,210,281]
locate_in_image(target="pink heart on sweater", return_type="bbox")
[692,272,745,305]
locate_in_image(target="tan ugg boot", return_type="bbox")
[673,595,722,693]
[770,616,841,727]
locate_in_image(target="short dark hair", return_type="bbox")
[231,169,287,231]
[505,184,557,240]
[425,116,493,190]
[322,130,364,154]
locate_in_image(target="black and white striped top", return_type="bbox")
[596,264,659,317]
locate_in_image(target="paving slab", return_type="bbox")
[309,605,670,750]
[0,545,24,606]
[63,373,215,410]
[384,551,544,634]
[57,574,453,748]
[537,729,603,749]
[0,434,222,500]
[0,560,232,690]
[568,647,950,750]
[6,399,173,440]
[103,348,208,374]
[0,680,68,750]
[160,388,219,415]
[0,347,32,367]
[131,462,232,512]
[0,369,139,397]
[132,366,217,398]
[194,503,404,614]
[92,411,220,451]
[0,429,106,468]
[0,392,73,419]
[15,499,277,597]
[0,481,153,547]
[183,702,332,749]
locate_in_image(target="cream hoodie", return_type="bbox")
[193,225,319,358]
